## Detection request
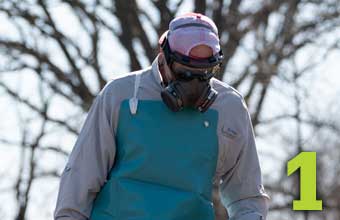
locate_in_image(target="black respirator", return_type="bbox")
[160,34,224,113]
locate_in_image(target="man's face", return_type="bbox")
[171,62,216,80]
[160,44,217,82]
[170,45,218,80]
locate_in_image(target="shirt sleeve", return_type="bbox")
[54,86,117,220]
[219,99,270,219]
[227,197,269,220]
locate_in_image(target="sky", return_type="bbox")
[1,1,340,219]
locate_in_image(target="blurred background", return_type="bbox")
[0,0,340,219]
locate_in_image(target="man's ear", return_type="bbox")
[158,53,174,84]
[158,52,165,65]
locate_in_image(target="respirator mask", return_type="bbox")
[160,35,224,113]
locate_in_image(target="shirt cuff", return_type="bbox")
[227,196,269,220]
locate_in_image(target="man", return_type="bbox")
[54,13,270,220]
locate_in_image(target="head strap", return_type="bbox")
[160,35,224,69]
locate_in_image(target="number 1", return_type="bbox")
[287,152,322,210]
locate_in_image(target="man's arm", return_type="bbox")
[54,85,116,220]
[219,99,270,220]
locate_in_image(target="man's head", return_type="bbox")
[158,12,223,82]
[158,13,223,113]
[159,12,220,57]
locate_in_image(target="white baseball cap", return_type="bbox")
[159,13,220,57]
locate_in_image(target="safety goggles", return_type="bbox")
[161,36,224,69]
[169,49,224,69]
[171,63,220,81]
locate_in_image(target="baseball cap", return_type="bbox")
[159,13,220,57]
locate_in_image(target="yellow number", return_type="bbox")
[287,152,322,210]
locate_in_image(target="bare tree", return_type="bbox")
[261,55,340,219]
[0,0,340,219]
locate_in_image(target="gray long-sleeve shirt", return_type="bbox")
[54,55,270,220]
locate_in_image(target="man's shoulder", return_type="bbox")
[104,69,142,91]
[100,67,151,96]
[211,79,250,140]
[211,77,245,107]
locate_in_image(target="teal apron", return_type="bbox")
[90,100,219,220]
